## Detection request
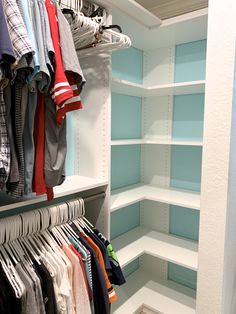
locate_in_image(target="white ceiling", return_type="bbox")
[135,0,208,20]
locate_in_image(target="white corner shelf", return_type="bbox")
[0,176,108,212]
[112,269,196,314]
[112,226,198,271]
[111,78,205,97]
[110,184,201,212]
[111,139,203,146]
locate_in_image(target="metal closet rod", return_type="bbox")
[84,191,106,203]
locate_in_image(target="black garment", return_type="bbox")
[33,260,57,314]
[83,228,111,271]
[71,223,110,314]
[93,228,126,286]
[0,263,22,314]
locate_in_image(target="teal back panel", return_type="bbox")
[123,259,139,277]
[170,206,199,241]
[174,40,207,82]
[111,145,141,190]
[111,93,142,140]
[112,47,143,84]
[168,263,197,290]
[110,203,140,239]
[172,94,205,141]
[170,146,202,192]
[169,40,206,290]
[66,112,75,175]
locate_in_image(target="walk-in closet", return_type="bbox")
[0,0,236,313]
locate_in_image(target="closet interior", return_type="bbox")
[1,0,236,313]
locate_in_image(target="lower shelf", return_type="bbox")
[110,184,201,212]
[112,269,196,314]
[113,227,198,271]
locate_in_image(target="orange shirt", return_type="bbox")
[81,233,117,303]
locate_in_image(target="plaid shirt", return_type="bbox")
[0,88,10,189]
[3,0,34,62]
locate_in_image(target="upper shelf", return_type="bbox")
[94,0,162,29]
[111,139,203,146]
[112,7,208,50]
[112,78,206,97]
[0,176,108,212]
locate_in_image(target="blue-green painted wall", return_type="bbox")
[169,206,199,241]
[111,47,143,277]
[111,203,140,240]
[175,40,207,82]
[168,263,197,290]
[111,93,142,140]
[112,47,143,84]
[172,94,205,141]
[170,146,202,192]
[168,39,206,290]
[111,145,141,190]
[123,259,139,277]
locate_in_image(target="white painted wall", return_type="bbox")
[196,0,236,312]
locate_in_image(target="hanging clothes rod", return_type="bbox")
[0,192,106,244]
[84,191,106,203]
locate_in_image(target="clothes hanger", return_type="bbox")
[19,237,41,264]
[0,246,24,298]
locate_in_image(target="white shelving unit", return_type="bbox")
[112,270,196,314]
[112,78,205,97]
[111,139,203,146]
[108,2,210,313]
[111,184,201,212]
[112,226,198,270]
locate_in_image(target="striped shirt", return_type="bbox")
[0,88,10,189]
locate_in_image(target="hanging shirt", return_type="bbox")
[70,224,110,314]
[33,91,54,200]
[0,0,16,78]
[37,0,54,75]
[3,84,19,184]
[0,87,10,189]
[3,0,34,63]
[33,260,57,314]
[80,232,118,303]
[45,0,73,110]
[62,244,92,314]
[93,228,126,286]
[15,263,39,314]
[16,0,39,80]
[44,93,66,189]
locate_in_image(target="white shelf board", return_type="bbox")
[94,0,162,29]
[113,226,198,271]
[112,269,196,314]
[110,184,200,212]
[0,176,108,212]
[112,7,208,50]
[111,139,203,146]
[112,78,205,97]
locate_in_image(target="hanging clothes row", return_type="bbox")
[0,197,126,314]
[0,0,88,201]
